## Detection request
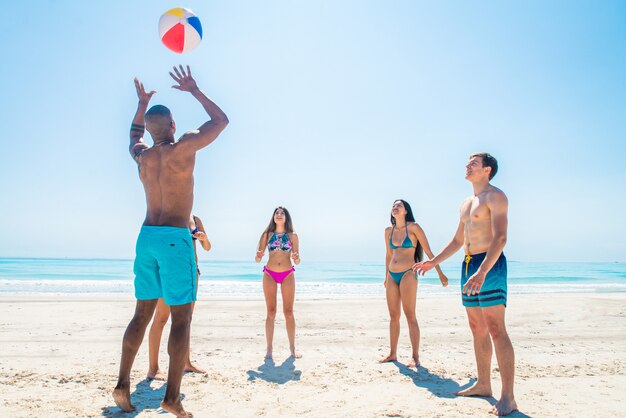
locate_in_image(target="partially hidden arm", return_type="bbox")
[414,217,464,275]
[412,224,448,286]
[193,216,211,252]
[384,228,392,286]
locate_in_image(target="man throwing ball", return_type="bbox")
[112,65,228,417]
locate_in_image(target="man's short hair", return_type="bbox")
[470,152,498,180]
[145,105,173,137]
[145,104,172,121]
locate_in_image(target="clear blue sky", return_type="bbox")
[0,1,624,262]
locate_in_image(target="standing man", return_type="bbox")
[112,65,228,417]
[414,153,517,416]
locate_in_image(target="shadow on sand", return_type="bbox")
[393,361,470,399]
[101,379,185,417]
[392,362,530,417]
[246,357,302,384]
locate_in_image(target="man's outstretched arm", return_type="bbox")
[414,218,465,275]
[129,78,156,161]
[170,65,229,151]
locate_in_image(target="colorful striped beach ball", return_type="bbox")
[159,8,203,54]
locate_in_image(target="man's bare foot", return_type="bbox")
[161,400,193,418]
[378,354,397,363]
[112,387,135,412]
[407,357,420,368]
[184,362,207,374]
[265,349,273,360]
[147,369,167,381]
[455,381,493,397]
[492,396,517,416]
[290,351,302,359]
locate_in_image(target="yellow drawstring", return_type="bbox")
[465,254,472,276]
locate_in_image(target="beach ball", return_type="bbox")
[159,8,203,54]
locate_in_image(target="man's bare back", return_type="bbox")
[129,66,228,230]
[137,143,196,228]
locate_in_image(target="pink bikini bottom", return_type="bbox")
[263,266,295,284]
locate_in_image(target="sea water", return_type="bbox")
[0,258,624,299]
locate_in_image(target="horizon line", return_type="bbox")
[0,256,624,264]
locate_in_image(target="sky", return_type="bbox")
[0,0,624,262]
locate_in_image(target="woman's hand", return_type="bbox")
[193,231,211,252]
[439,274,449,287]
[193,231,207,242]
[255,250,264,263]
[291,251,300,265]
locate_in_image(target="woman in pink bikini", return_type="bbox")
[255,206,301,360]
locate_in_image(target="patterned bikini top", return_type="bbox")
[267,232,292,252]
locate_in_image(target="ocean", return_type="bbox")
[0,258,625,299]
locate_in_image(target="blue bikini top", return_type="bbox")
[268,232,292,252]
[190,216,199,240]
[389,225,415,249]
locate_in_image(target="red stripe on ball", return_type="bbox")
[161,23,185,54]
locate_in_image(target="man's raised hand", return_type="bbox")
[134,78,156,105]
[170,65,198,93]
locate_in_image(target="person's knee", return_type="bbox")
[405,314,419,328]
[485,319,507,340]
[389,311,401,322]
[153,313,169,327]
[266,307,277,319]
[467,316,488,337]
[169,305,193,325]
[283,307,294,319]
[133,310,154,328]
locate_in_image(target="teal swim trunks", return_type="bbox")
[461,252,507,308]
[133,226,197,306]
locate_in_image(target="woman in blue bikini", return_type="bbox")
[380,199,448,367]
[255,206,301,360]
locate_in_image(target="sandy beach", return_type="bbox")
[0,293,624,417]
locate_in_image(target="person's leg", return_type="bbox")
[280,272,301,358]
[147,298,170,380]
[161,302,194,417]
[184,300,206,373]
[263,273,278,359]
[456,306,493,397]
[379,276,401,362]
[156,229,197,416]
[482,305,517,415]
[113,299,158,412]
[399,272,420,367]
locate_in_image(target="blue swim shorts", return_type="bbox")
[461,252,507,308]
[133,226,197,306]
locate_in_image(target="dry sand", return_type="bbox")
[0,293,624,417]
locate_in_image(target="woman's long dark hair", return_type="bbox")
[264,206,294,236]
[390,199,424,262]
